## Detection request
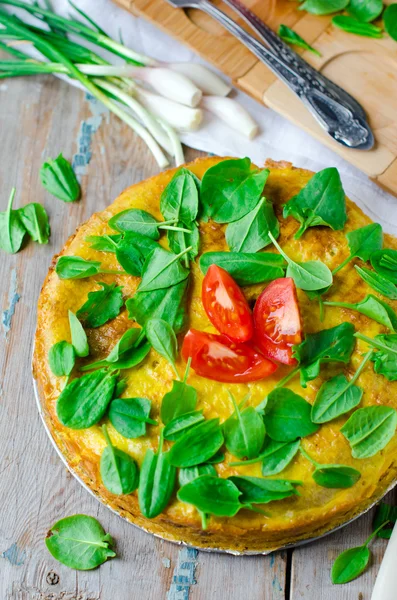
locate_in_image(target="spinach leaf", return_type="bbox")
[348,0,383,22]
[160,168,199,224]
[324,294,397,331]
[48,340,75,377]
[373,503,397,539]
[45,515,116,570]
[167,222,200,262]
[333,223,383,274]
[100,425,139,495]
[80,328,150,371]
[200,158,269,223]
[0,188,26,254]
[138,434,176,518]
[332,546,370,584]
[278,24,321,55]
[76,282,124,328]
[332,15,383,37]
[177,475,242,517]
[283,168,346,239]
[108,208,162,239]
[225,197,279,253]
[293,322,356,387]
[56,369,117,429]
[269,232,333,291]
[384,4,397,41]
[301,447,361,488]
[161,363,198,424]
[356,265,397,300]
[167,419,224,467]
[341,405,397,458]
[229,476,300,504]
[68,310,89,358]
[231,439,301,476]
[199,251,286,286]
[108,397,157,438]
[356,333,397,380]
[300,0,349,15]
[18,203,50,244]
[113,232,159,276]
[86,234,122,252]
[371,249,397,284]
[40,154,80,202]
[223,391,265,459]
[55,256,102,279]
[138,246,190,293]
[206,450,225,464]
[145,318,179,376]
[163,410,204,441]
[263,389,319,441]
[178,463,217,487]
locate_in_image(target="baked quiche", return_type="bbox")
[34,156,397,554]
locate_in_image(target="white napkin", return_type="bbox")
[14,0,397,233]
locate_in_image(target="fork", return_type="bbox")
[165,0,374,150]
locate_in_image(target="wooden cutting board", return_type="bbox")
[115,0,397,195]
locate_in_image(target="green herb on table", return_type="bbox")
[68,310,89,358]
[333,223,383,275]
[373,503,397,539]
[163,410,205,441]
[167,418,224,468]
[80,327,150,371]
[45,514,116,571]
[278,24,321,56]
[86,234,122,252]
[48,340,75,377]
[324,294,397,331]
[199,251,286,286]
[108,397,157,438]
[40,153,80,202]
[311,351,373,423]
[18,202,50,244]
[55,256,127,280]
[76,282,124,328]
[384,4,397,41]
[348,0,384,23]
[299,0,350,15]
[160,168,199,224]
[230,438,301,477]
[355,265,397,300]
[56,369,117,429]
[300,447,361,488]
[138,432,176,519]
[100,425,139,495]
[177,475,243,517]
[200,158,269,223]
[145,318,179,377]
[268,232,333,291]
[341,405,397,458]
[160,360,197,424]
[355,332,397,380]
[226,197,280,253]
[371,249,397,284]
[262,388,319,441]
[137,246,191,293]
[223,391,265,460]
[283,167,347,239]
[229,476,301,504]
[0,188,26,254]
[332,15,383,37]
[109,208,190,240]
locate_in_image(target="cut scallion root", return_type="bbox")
[201,96,259,139]
[168,62,232,97]
[136,87,203,131]
[123,66,202,107]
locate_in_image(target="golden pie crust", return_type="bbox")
[33,157,397,553]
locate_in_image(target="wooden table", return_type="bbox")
[1,69,396,600]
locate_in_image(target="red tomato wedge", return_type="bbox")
[253,278,302,366]
[202,264,253,342]
[182,329,277,383]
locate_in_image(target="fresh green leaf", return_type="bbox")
[80,328,150,371]
[164,410,205,441]
[341,405,397,458]
[324,294,397,331]
[45,515,116,570]
[55,256,102,279]
[56,369,117,429]
[263,389,319,442]
[68,310,89,358]
[293,322,356,387]
[348,0,383,23]
[373,503,397,539]
[138,247,189,293]
[113,232,158,276]
[138,434,176,519]
[167,418,224,467]
[145,318,178,375]
[355,266,397,300]
[48,340,75,376]
[86,234,122,252]
[167,222,200,262]
[371,249,397,284]
[283,168,347,239]
[206,450,225,464]
[100,425,139,495]
[177,475,242,516]
[331,546,370,584]
[334,223,383,275]
[114,378,128,398]
[178,463,217,487]
[229,476,300,504]
[76,282,124,328]
[299,0,350,15]
[223,392,265,459]
[109,208,162,239]
[278,24,321,55]
[226,197,279,253]
[260,439,301,476]
[40,153,80,202]
[160,168,199,224]
[199,251,286,286]
[356,333,397,380]
[200,158,269,223]
[18,202,50,244]
[108,397,157,438]
[161,370,198,425]
[311,373,363,424]
[384,4,397,41]
[0,188,26,254]
[332,15,383,37]
[312,464,361,488]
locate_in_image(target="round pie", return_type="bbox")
[34,156,397,554]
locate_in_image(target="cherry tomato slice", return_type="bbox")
[253,278,302,366]
[202,264,253,342]
[182,328,277,383]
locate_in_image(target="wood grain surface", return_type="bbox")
[0,67,396,600]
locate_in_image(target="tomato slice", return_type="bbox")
[182,329,277,383]
[253,278,302,366]
[202,264,253,342]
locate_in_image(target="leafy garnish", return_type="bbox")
[48,340,75,377]
[68,310,89,358]
[160,362,197,424]
[333,223,383,274]
[80,328,150,371]
[355,265,397,300]
[138,433,176,519]
[109,208,163,239]
[229,476,301,504]
[384,4,397,41]
[278,24,321,56]
[230,438,301,477]
[108,397,157,438]
[355,332,397,380]
[145,318,179,376]
[112,232,158,276]
[301,447,361,488]
[373,503,397,539]
[225,197,279,253]
[163,410,205,441]
[18,203,50,244]
[167,418,224,468]
[341,405,397,458]
[299,0,349,15]
[371,249,397,284]
[348,0,383,23]
[138,246,190,293]
[0,188,26,254]
[40,153,80,202]
[100,425,139,495]
[55,256,101,279]
[263,389,319,441]
[332,15,383,38]
[331,525,386,584]
[199,251,286,286]
[178,475,242,517]
[86,234,122,252]
[178,463,217,487]
[160,168,199,224]
[76,282,124,328]
[223,391,265,459]
[324,294,397,331]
